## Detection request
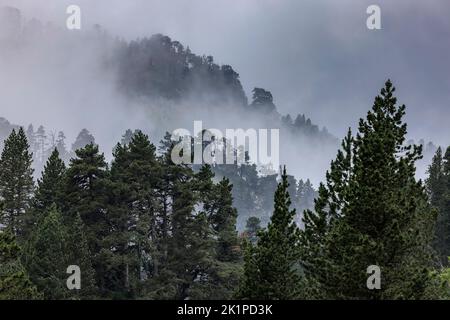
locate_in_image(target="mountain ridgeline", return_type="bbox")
[0,7,338,165]
[0,6,340,228]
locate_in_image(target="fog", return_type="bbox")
[0,0,449,185]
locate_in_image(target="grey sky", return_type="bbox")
[1,0,449,146]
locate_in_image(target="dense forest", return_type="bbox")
[0,117,316,231]
[1,80,450,299]
[1,7,450,300]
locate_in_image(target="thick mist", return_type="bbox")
[4,0,448,144]
[1,1,448,185]
[0,7,340,186]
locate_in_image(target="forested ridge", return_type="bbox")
[0,80,449,300]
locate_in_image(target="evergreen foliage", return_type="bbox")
[238,167,302,300]
[0,230,41,299]
[0,128,34,239]
[301,80,437,299]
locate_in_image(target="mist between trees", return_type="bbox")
[0,80,449,300]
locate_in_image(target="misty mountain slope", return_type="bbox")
[116,34,248,107]
[0,6,341,185]
[0,6,438,187]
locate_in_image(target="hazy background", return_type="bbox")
[0,0,448,184]
[2,0,449,144]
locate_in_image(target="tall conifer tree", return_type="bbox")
[301,80,437,299]
[62,143,109,293]
[0,128,34,239]
[238,167,301,300]
[24,206,68,299]
[33,148,66,213]
[107,131,159,297]
[426,147,450,265]
[24,148,66,239]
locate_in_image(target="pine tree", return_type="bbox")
[427,147,445,207]
[238,167,301,300]
[34,125,47,166]
[21,149,66,241]
[146,133,178,298]
[148,136,216,300]
[172,171,209,299]
[257,173,278,225]
[190,169,242,300]
[250,88,276,114]
[295,179,316,227]
[62,143,109,293]
[196,164,215,211]
[0,230,41,300]
[25,125,35,150]
[426,147,449,265]
[301,80,437,299]
[214,178,240,262]
[24,205,68,299]
[300,131,354,299]
[120,129,137,146]
[160,170,213,300]
[0,128,34,239]
[439,146,450,264]
[55,131,70,162]
[71,129,95,153]
[286,174,298,207]
[26,148,66,233]
[445,147,450,231]
[66,212,96,299]
[103,142,138,298]
[209,177,242,300]
[107,131,159,297]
